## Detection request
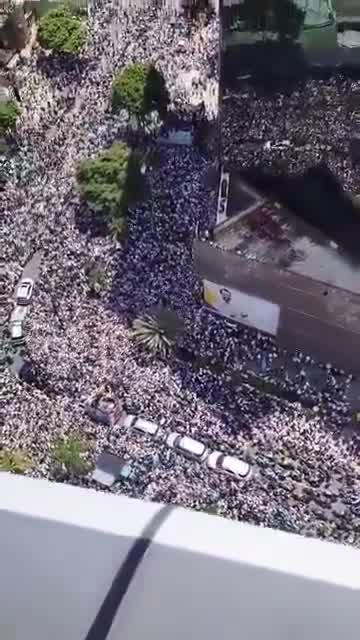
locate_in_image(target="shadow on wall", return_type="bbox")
[1,503,360,640]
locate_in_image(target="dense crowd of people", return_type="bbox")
[223,73,360,193]
[2,0,360,546]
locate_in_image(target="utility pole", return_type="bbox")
[217,0,223,172]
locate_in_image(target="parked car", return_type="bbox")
[166,432,208,461]
[207,452,252,479]
[10,305,27,323]
[16,278,34,305]
[10,319,25,345]
[123,415,160,437]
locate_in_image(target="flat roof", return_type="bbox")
[194,239,360,371]
[214,181,360,296]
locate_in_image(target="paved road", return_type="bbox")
[20,250,43,284]
[194,240,360,374]
[8,251,43,375]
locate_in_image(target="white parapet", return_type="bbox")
[0,473,360,640]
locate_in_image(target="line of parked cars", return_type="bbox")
[123,414,252,480]
[10,278,34,345]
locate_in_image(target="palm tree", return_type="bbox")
[132,307,184,358]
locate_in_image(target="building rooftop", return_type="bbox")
[214,174,360,296]
[194,228,360,374]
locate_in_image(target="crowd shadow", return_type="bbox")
[35,50,92,81]
[74,201,109,237]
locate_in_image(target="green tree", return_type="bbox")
[76,142,145,225]
[0,449,32,474]
[272,0,305,41]
[0,100,20,134]
[38,4,86,54]
[132,307,184,358]
[112,63,169,122]
[51,435,91,477]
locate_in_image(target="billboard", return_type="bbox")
[203,279,280,336]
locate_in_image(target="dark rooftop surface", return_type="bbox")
[194,238,360,373]
[214,182,360,295]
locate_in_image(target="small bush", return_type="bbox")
[87,264,107,294]
[38,4,86,54]
[0,100,20,134]
[109,215,127,242]
[51,435,91,476]
[0,449,32,474]
[112,63,169,121]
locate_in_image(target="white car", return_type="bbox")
[16,278,34,305]
[10,305,27,323]
[10,319,24,343]
[124,415,160,437]
[166,432,208,461]
[207,452,252,479]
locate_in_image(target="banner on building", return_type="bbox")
[203,279,280,336]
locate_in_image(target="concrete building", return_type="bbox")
[0,0,30,52]
[222,0,337,50]
[1,472,360,640]
[194,172,360,373]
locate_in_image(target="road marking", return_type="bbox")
[287,306,360,336]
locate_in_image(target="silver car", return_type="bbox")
[166,432,208,462]
[10,319,25,344]
[16,278,34,305]
[207,451,252,479]
[124,415,160,437]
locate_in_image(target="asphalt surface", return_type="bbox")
[194,240,360,375]
[20,250,43,283]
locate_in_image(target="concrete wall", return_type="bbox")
[1,474,360,640]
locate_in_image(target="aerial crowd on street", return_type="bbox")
[2,0,360,546]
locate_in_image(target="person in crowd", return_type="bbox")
[2,0,360,547]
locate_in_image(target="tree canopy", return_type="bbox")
[38,4,86,54]
[0,100,20,134]
[76,142,145,230]
[132,307,184,358]
[112,63,169,120]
